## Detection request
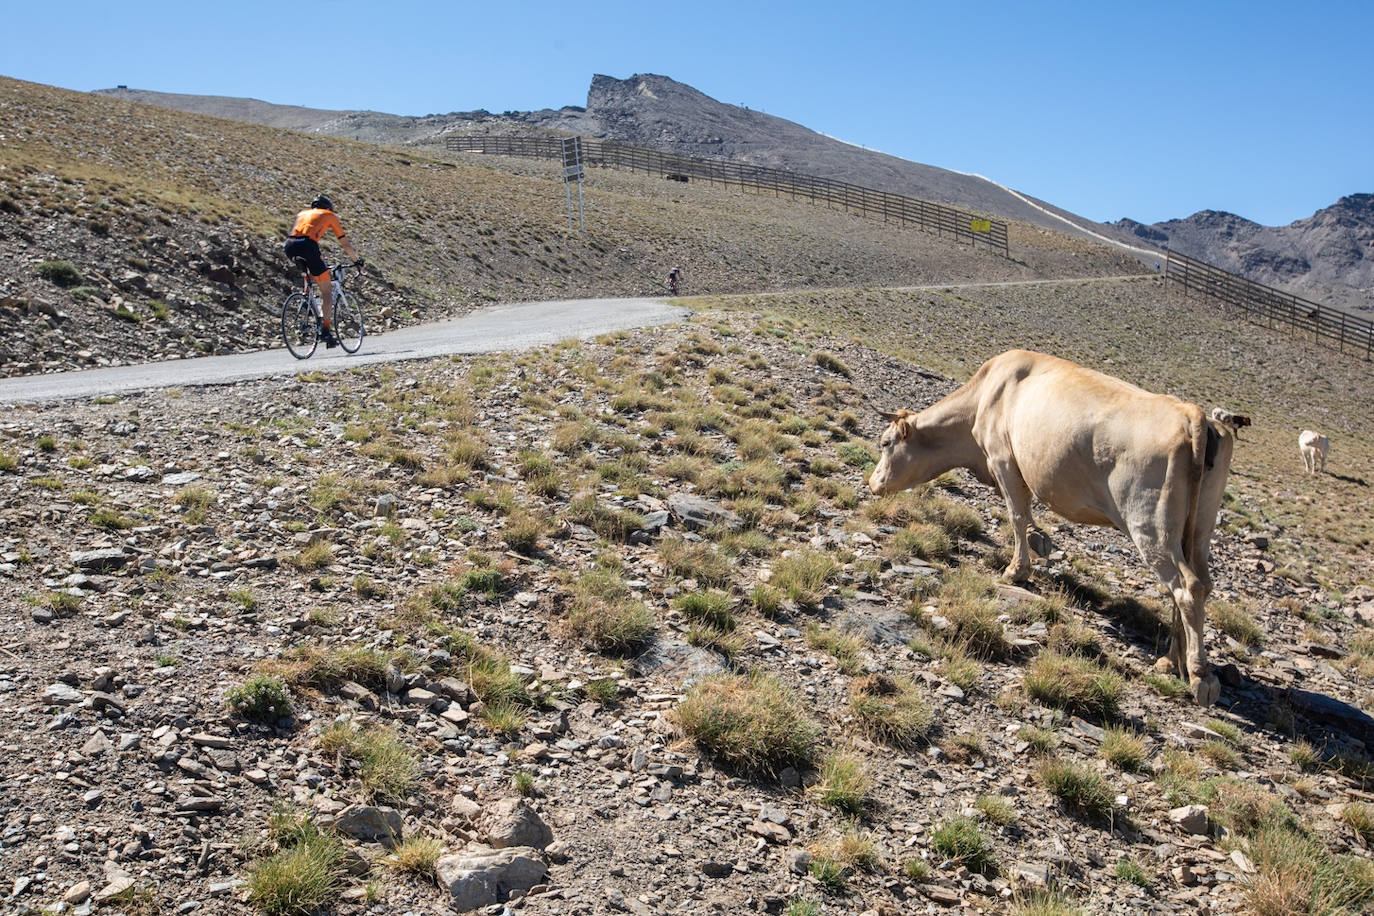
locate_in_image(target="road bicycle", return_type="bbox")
[281,260,365,359]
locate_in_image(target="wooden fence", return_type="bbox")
[446,134,1010,257]
[1165,249,1373,361]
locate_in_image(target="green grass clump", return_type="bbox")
[317,721,418,805]
[935,566,1011,659]
[1243,822,1374,915]
[770,548,839,607]
[1100,725,1148,772]
[567,568,656,654]
[246,811,345,916]
[386,835,444,875]
[676,671,820,778]
[1342,803,1374,843]
[975,794,1017,826]
[1036,757,1115,822]
[89,507,136,530]
[811,350,852,377]
[658,535,733,586]
[930,816,996,875]
[849,673,935,749]
[1209,599,1265,647]
[813,751,871,816]
[804,622,866,675]
[675,590,737,631]
[1023,651,1123,718]
[226,676,294,723]
[502,509,547,554]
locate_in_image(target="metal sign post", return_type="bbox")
[561,137,585,232]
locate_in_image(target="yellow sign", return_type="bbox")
[970,219,992,232]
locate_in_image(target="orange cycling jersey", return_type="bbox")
[289,208,347,243]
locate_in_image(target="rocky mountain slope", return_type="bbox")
[1,297,1372,916]
[98,75,1091,237]
[101,75,1373,316]
[3,76,1134,377]
[1112,194,1374,314]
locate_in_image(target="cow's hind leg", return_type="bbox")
[1138,541,1220,706]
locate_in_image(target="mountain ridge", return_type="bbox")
[94,75,1373,314]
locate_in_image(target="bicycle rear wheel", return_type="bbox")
[333,289,364,354]
[281,292,318,359]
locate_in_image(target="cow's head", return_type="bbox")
[867,409,929,495]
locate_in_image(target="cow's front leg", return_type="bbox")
[990,461,1034,583]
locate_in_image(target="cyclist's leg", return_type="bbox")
[287,237,332,325]
[314,269,334,326]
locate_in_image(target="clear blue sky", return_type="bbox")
[6,0,1371,226]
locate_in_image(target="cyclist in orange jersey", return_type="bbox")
[283,195,361,347]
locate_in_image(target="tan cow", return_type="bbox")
[1299,430,1329,474]
[868,349,1236,705]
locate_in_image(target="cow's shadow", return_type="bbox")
[1328,472,1367,486]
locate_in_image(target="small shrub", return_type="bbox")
[226,676,293,723]
[811,350,852,377]
[1114,857,1153,889]
[1037,757,1115,821]
[902,858,931,881]
[36,259,83,287]
[676,671,820,778]
[930,816,996,875]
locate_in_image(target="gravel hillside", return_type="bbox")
[1,305,1373,916]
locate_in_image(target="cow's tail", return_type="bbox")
[1180,407,1215,565]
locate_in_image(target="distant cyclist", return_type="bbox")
[283,195,361,347]
[666,265,681,296]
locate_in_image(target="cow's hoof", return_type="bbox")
[1000,566,1032,585]
[1191,674,1221,706]
[1152,656,1175,675]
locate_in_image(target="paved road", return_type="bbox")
[0,296,690,405]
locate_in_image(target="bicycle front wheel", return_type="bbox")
[281,292,318,359]
[334,289,364,354]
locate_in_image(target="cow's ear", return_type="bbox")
[895,415,917,441]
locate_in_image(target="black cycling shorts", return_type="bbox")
[284,236,328,278]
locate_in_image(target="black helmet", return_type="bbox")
[311,195,333,211]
